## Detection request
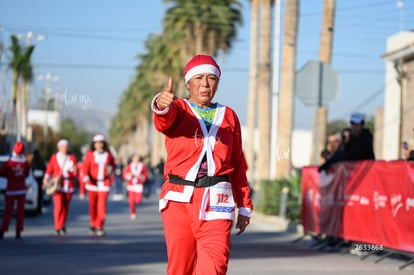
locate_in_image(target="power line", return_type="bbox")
[338,84,385,119]
[302,0,395,17]
[2,27,145,43]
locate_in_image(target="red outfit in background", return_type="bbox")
[82,150,115,229]
[0,153,29,234]
[45,153,77,232]
[77,162,86,198]
[123,162,148,215]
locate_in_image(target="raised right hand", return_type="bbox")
[156,77,175,110]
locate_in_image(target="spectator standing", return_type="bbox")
[0,142,29,240]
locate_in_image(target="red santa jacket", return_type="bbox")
[152,96,253,219]
[45,153,77,193]
[83,150,116,192]
[122,162,149,193]
[0,154,29,195]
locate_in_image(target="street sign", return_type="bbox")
[295,61,340,107]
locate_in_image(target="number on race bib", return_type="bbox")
[216,193,229,204]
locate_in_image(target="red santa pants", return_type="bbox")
[53,192,72,230]
[128,191,143,215]
[87,190,109,229]
[161,188,233,275]
[1,194,25,233]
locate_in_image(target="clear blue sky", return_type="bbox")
[1,0,413,130]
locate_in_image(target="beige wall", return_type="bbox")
[402,58,414,148]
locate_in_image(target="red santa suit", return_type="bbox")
[123,161,149,215]
[45,152,77,232]
[77,162,85,198]
[152,95,253,274]
[0,142,29,236]
[82,149,115,230]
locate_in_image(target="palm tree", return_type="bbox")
[246,0,259,184]
[8,35,23,139]
[20,45,35,139]
[8,35,35,141]
[276,0,299,179]
[257,0,272,181]
[163,0,242,60]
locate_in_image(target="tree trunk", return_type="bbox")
[312,0,335,164]
[276,0,299,179]
[21,80,29,139]
[246,0,259,184]
[12,71,19,141]
[256,0,272,181]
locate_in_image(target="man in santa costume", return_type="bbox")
[0,142,29,240]
[152,54,253,275]
[43,139,77,235]
[82,134,116,236]
[122,154,148,220]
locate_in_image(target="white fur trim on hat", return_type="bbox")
[57,139,69,148]
[93,134,105,142]
[184,64,220,84]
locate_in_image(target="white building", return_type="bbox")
[381,31,414,160]
[28,109,61,133]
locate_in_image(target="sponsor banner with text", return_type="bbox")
[302,160,414,253]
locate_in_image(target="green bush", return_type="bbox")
[256,170,302,224]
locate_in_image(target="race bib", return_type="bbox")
[209,182,235,213]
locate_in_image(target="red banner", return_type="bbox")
[302,160,414,253]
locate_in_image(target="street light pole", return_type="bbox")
[37,73,58,141]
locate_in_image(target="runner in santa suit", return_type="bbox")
[43,139,77,235]
[82,134,116,236]
[0,142,29,240]
[152,55,253,275]
[122,154,148,220]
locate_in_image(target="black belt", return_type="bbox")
[168,174,229,188]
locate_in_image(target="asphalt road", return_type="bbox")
[0,193,412,274]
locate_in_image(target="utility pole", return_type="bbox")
[38,73,58,140]
[311,0,335,164]
[270,0,282,179]
[246,0,259,184]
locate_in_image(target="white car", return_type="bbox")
[0,156,40,215]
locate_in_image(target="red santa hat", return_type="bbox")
[184,55,221,84]
[13,142,25,155]
[93,134,105,142]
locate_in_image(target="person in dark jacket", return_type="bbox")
[319,112,375,172]
[30,150,46,214]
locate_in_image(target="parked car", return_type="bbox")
[0,156,41,215]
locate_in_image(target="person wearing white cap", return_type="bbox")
[43,139,78,235]
[152,54,253,274]
[122,154,149,220]
[82,134,116,236]
[0,142,29,240]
